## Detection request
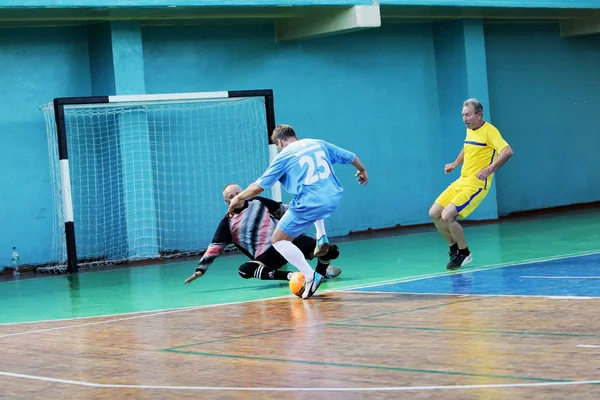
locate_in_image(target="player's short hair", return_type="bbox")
[222,183,238,192]
[272,124,297,142]
[463,98,483,115]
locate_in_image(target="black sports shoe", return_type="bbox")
[449,249,458,263]
[446,253,473,270]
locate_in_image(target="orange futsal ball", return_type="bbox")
[289,272,305,297]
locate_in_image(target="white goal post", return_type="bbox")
[40,89,279,274]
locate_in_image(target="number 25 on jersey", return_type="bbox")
[299,151,331,185]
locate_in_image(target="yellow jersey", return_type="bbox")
[459,122,508,189]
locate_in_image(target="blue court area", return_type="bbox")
[352,253,600,297]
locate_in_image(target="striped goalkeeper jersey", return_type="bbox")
[197,197,286,270]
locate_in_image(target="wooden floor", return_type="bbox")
[3,211,600,398]
[2,291,600,399]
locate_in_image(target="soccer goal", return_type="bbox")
[40,90,278,274]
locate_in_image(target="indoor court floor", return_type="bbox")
[1,209,600,399]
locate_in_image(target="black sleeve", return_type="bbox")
[211,217,233,244]
[195,218,232,273]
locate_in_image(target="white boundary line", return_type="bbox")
[0,308,203,338]
[2,249,600,330]
[0,294,294,336]
[348,290,599,300]
[521,276,600,279]
[339,249,600,293]
[0,303,209,326]
[0,371,598,391]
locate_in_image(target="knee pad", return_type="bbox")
[329,244,340,260]
[238,261,265,279]
[320,244,339,261]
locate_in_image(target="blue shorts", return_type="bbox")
[278,205,337,238]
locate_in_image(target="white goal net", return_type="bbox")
[40,94,272,273]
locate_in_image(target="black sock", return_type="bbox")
[459,247,470,256]
[450,243,459,253]
[258,268,290,281]
[315,259,330,277]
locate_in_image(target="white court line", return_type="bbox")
[0,269,479,327]
[348,290,599,300]
[0,294,295,337]
[0,371,598,391]
[0,273,67,284]
[0,308,204,338]
[577,345,600,348]
[0,304,203,326]
[340,249,600,293]
[2,249,600,331]
[521,276,600,279]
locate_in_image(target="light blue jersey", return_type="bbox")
[255,138,356,221]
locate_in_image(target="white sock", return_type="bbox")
[273,240,315,281]
[314,220,326,239]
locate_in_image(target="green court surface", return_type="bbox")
[1,210,599,325]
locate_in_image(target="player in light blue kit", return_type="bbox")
[228,124,368,299]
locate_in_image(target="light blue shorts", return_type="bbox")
[277,209,316,238]
[278,204,340,237]
[278,195,341,237]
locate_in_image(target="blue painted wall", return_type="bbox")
[0,27,92,267]
[485,22,600,215]
[143,23,444,237]
[88,23,116,96]
[1,17,599,267]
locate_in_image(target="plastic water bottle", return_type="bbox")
[11,247,19,276]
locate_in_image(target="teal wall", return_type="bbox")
[142,23,444,236]
[1,19,599,267]
[485,22,600,215]
[0,27,92,266]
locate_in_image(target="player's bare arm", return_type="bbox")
[476,145,513,180]
[184,270,203,284]
[228,183,265,213]
[445,149,464,174]
[351,156,369,185]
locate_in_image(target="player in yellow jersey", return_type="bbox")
[429,98,513,270]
